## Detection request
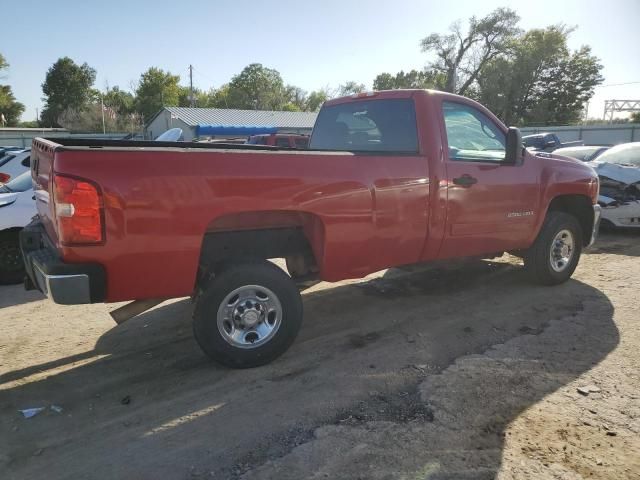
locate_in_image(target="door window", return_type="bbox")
[443,102,506,162]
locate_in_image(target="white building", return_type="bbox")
[145,107,318,141]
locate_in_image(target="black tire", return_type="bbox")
[0,230,25,285]
[524,211,582,285]
[193,260,303,368]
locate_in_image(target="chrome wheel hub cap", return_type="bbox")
[217,285,282,349]
[550,229,574,272]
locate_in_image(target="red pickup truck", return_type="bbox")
[21,89,601,368]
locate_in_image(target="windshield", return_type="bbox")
[555,147,599,161]
[310,98,419,153]
[156,128,184,141]
[2,171,33,193]
[596,143,640,167]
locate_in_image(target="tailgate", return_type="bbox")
[31,138,60,246]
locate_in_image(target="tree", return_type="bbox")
[477,26,603,125]
[373,69,445,90]
[305,89,329,111]
[178,86,212,107]
[420,7,520,95]
[0,53,8,77]
[223,63,289,110]
[41,57,96,127]
[536,46,603,124]
[631,112,640,124]
[0,55,25,126]
[135,67,181,121]
[0,85,25,126]
[19,120,39,128]
[208,85,231,108]
[103,86,135,116]
[338,81,366,96]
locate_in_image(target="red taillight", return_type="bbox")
[0,173,10,183]
[53,174,103,244]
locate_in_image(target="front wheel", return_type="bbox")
[524,211,582,285]
[193,261,303,368]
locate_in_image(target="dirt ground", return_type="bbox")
[1,231,639,480]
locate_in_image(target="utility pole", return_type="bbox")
[100,95,106,134]
[189,64,195,107]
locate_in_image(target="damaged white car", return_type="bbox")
[588,142,640,228]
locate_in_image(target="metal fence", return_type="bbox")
[0,132,132,148]
[520,124,639,146]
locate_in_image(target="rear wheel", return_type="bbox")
[193,260,303,368]
[0,230,25,285]
[524,212,582,285]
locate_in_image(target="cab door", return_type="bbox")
[438,101,538,259]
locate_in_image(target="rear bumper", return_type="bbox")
[20,220,106,304]
[588,204,602,247]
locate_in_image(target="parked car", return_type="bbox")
[588,142,640,229]
[0,149,31,184]
[0,146,23,157]
[247,134,309,149]
[0,171,36,283]
[523,133,583,152]
[21,89,600,368]
[554,145,609,162]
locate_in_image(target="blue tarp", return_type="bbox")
[196,125,278,136]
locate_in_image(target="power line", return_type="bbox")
[190,66,218,87]
[597,81,640,87]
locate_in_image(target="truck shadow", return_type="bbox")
[0,259,617,479]
[0,284,44,309]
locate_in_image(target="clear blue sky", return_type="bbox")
[3,0,640,121]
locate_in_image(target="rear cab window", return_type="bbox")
[309,98,419,153]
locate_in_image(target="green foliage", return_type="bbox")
[305,89,329,111]
[0,53,8,75]
[135,67,181,121]
[281,102,302,112]
[103,86,135,115]
[477,26,603,125]
[631,112,640,124]
[41,57,96,127]
[338,81,365,96]
[18,120,39,128]
[373,70,445,90]
[178,86,214,107]
[0,54,25,126]
[0,86,25,126]
[223,63,289,110]
[421,7,520,94]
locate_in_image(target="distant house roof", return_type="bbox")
[148,106,317,130]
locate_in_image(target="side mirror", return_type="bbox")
[505,127,524,165]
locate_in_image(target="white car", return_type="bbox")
[588,143,640,229]
[0,149,31,184]
[0,171,37,284]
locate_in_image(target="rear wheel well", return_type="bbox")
[197,227,319,287]
[546,195,593,246]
